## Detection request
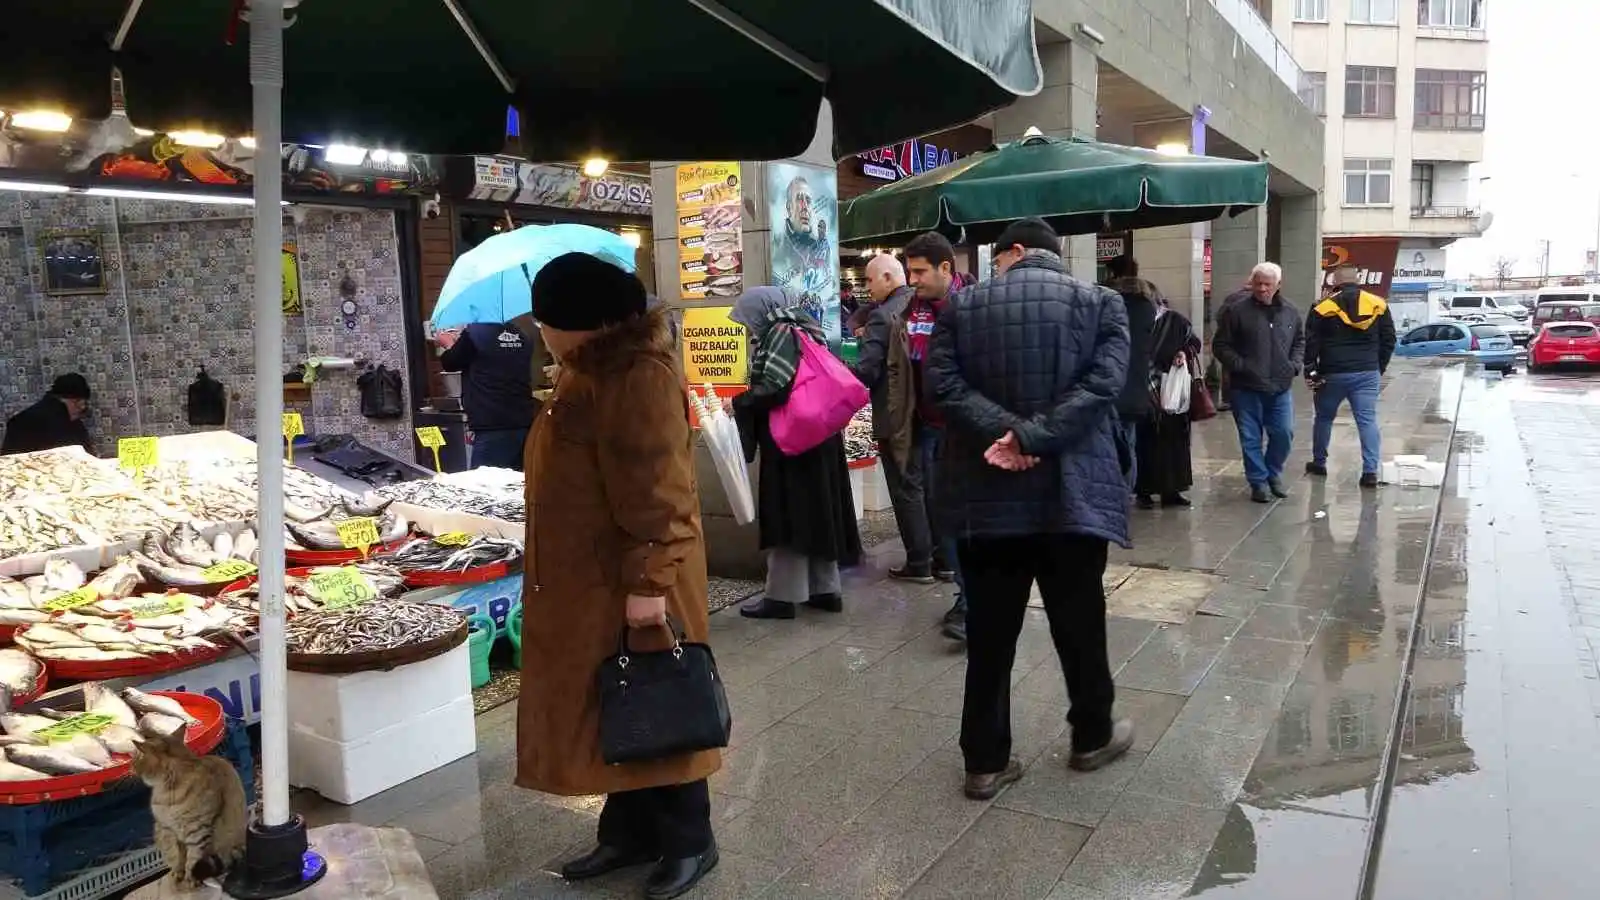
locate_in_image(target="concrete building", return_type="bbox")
[1266,0,1489,308]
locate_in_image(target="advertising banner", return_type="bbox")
[767,162,841,347]
[680,306,748,385]
[464,157,652,215]
[1392,248,1447,292]
[675,163,743,301]
[1322,237,1402,298]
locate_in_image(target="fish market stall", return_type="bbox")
[844,407,891,516]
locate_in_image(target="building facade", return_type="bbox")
[1268,0,1489,307]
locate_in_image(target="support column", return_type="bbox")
[1211,206,1267,311]
[1276,193,1323,310]
[992,39,1099,279]
[1136,222,1205,335]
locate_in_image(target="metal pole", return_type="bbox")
[250,0,289,830]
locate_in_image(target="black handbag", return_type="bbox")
[597,619,731,765]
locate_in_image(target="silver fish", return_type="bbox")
[342,491,394,518]
[232,528,258,563]
[137,712,188,740]
[0,577,33,610]
[84,682,138,729]
[0,649,43,698]
[119,687,201,725]
[166,522,219,568]
[212,530,234,561]
[7,744,101,775]
[0,757,46,781]
[42,558,86,592]
[285,520,344,551]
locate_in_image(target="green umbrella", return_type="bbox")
[1,0,1042,160]
[841,134,1271,246]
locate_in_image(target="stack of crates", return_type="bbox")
[0,719,254,900]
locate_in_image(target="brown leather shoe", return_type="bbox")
[1068,719,1135,772]
[963,758,1023,800]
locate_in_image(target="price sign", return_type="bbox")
[335,517,380,557]
[128,595,191,618]
[309,567,378,610]
[202,560,258,583]
[118,436,158,474]
[35,713,116,744]
[416,426,447,472]
[433,531,472,547]
[42,587,100,612]
[283,412,305,463]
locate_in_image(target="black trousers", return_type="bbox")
[879,442,934,567]
[958,534,1116,773]
[596,779,713,859]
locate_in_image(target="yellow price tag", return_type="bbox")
[416,426,446,449]
[36,713,116,743]
[282,412,305,438]
[433,531,472,547]
[202,560,257,583]
[42,587,100,612]
[118,436,158,473]
[335,517,380,556]
[127,595,191,618]
[309,567,378,610]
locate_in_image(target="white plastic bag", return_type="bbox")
[688,387,756,525]
[1158,361,1191,415]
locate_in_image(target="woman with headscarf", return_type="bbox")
[729,286,863,619]
[1135,304,1201,508]
[516,253,721,899]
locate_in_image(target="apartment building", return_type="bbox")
[1267,0,1488,308]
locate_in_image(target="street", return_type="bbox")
[289,361,1600,900]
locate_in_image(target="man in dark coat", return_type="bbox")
[1212,262,1304,503]
[2,374,93,455]
[1104,254,1159,495]
[1304,265,1396,487]
[925,217,1136,801]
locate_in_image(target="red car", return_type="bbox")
[1529,322,1600,371]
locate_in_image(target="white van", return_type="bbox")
[1440,292,1530,321]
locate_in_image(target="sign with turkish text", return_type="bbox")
[1096,236,1127,261]
[680,306,748,385]
[676,163,743,301]
[854,139,966,182]
[462,157,652,215]
[1322,238,1402,298]
[1392,248,1447,290]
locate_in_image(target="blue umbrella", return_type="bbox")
[430,223,639,329]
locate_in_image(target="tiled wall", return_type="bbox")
[0,193,413,458]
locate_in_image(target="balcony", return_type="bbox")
[1206,0,1308,102]
[1412,205,1481,220]
[1408,205,1488,238]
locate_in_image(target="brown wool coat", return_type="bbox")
[515,307,720,797]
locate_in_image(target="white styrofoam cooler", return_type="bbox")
[846,465,867,522]
[287,642,476,805]
[859,459,892,512]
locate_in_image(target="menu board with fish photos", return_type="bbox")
[676,163,744,300]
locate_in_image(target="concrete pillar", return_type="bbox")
[992,39,1099,279]
[1276,193,1323,310]
[1211,206,1267,312]
[1136,222,1206,334]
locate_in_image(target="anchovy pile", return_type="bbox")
[0,501,99,560]
[0,447,129,504]
[376,535,522,574]
[219,562,406,615]
[845,407,877,463]
[375,480,525,523]
[0,683,199,781]
[135,462,257,524]
[284,599,466,655]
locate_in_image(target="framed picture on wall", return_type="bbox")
[40,230,107,296]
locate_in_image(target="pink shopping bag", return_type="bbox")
[770,333,869,456]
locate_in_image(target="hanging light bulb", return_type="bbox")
[10,111,72,132]
[582,157,609,178]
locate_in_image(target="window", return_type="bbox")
[1415,70,1487,130]
[1452,296,1484,308]
[1351,0,1397,23]
[1295,0,1329,21]
[1345,66,1397,117]
[1343,158,1393,206]
[1418,0,1485,28]
[1411,163,1435,210]
[1299,72,1327,115]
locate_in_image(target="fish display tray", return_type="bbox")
[287,619,469,676]
[401,559,518,587]
[285,537,412,567]
[0,693,224,805]
[0,715,251,899]
[16,635,232,685]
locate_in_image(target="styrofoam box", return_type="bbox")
[859,459,893,512]
[286,642,472,744]
[289,693,476,806]
[847,466,866,522]
[390,501,522,541]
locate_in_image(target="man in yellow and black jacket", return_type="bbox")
[1304,266,1396,487]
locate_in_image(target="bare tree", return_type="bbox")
[1492,256,1517,288]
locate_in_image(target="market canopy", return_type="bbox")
[840,134,1272,246]
[0,0,1044,160]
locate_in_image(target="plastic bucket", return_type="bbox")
[507,603,523,671]
[467,613,494,689]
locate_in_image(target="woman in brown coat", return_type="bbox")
[517,252,721,899]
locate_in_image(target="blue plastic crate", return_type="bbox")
[0,718,253,898]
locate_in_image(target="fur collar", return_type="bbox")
[559,305,676,376]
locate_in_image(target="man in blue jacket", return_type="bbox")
[925,217,1136,801]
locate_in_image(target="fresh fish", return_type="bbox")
[379,535,523,574]
[42,648,146,661]
[0,712,57,736]
[0,577,33,610]
[78,623,137,645]
[130,553,212,588]
[0,757,47,781]
[18,623,92,646]
[342,490,394,518]
[232,528,257,563]
[212,530,234,561]
[285,520,344,551]
[86,558,141,601]
[85,682,138,729]
[7,744,100,775]
[42,558,86,592]
[166,522,219,568]
[379,512,410,544]
[96,723,143,755]
[136,712,188,739]
[375,480,525,523]
[120,687,201,725]
[0,649,44,698]
[285,599,466,655]
[0,735,38,747]
[284,501,333,524]
[0,609,50,626]
[24,576,54,608]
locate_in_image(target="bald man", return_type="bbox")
[851,253,938,582]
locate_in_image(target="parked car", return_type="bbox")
[1529,322,1600,372]
[1441,292,1530,321]
[1394,321,1518,373]
[1459,312,1533,345]
[1530,300,1600,331]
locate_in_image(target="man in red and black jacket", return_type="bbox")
[903,232,977,642]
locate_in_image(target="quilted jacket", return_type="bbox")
[925,250,1132,547]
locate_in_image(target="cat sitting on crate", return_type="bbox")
[131,725,249,890]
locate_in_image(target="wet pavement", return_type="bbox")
[285,361,1600,899]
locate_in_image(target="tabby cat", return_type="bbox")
[131,728,248,889]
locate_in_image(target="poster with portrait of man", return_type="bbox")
[766,162,841,348]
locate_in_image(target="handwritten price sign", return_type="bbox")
[433,531,471,547]
[118,436,158,474]
[36,713,116,743]
[309,567,378,610]
[42,587,100,612]
[283,412,305,463]
[128,595,191,618]
[416,426,447,472]
[202,560,257,583]
[335,517,380,557]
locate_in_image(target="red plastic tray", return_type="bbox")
[286,536,411,567]
[0,691,225,804]
[14,626,234,682]
[403,559,517,587]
